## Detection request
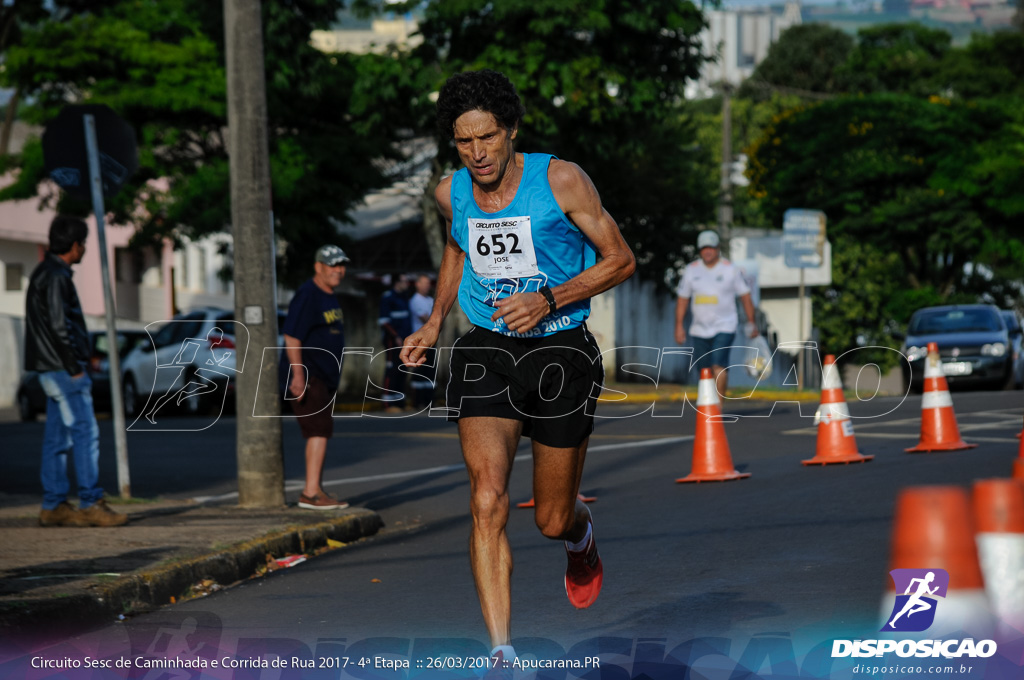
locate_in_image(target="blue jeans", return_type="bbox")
[690,332,737,374]
[37,369,104,510]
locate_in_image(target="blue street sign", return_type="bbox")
[783,209,826,269]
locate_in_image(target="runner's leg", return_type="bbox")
[531,437,590,542]
[458,416,522,649]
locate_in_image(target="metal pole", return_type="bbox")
[798,267,806,390]
[719,83,733,254]
[83,114,131,498]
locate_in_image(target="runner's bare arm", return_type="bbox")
[401,177,465,366]
[491,159,635,332]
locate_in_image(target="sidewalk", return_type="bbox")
[0,497,383,644]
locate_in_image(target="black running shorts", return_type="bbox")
[445,324,604,448]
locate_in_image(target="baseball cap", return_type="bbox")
[316,244,350,266]
[696,230,720,250]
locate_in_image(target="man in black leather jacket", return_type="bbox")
[24,215,128,528]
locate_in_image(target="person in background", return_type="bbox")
[281,245,351,510]
[25,215,128,527]
[407,275,436,410]
[674,230,758,395]
[379,275,412,411]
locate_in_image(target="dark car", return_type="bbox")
[1001,310,1024,390]
[16,329,148,421]
[899,304,1015,393]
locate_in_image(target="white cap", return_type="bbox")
[697,230,720,250]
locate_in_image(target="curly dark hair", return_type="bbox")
[436,69,526,140]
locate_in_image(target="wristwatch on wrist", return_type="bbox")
[538,285,557,314]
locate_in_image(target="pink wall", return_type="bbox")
[0,182,172,319]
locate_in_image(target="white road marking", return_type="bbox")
[192,435,694,503]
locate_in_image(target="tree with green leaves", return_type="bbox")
[739,23,855,99]
[840,23,952,96]
[746,93,1024,366]
[934,30,1024,100]
[0,1,125,158]
[0,0,408,287]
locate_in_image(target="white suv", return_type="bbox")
[121,307,285,419]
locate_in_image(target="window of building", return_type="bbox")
[5,263,23,291]
[115,248,143,284]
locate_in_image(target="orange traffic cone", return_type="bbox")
[1015,434,1024,481]
[973,479,1024,635]
[1016,410,1022,439]
[676,368,750,483]
[516,493,596,509]
[880,486,992,637]
[802,354,873,465]
[905,342,977,453]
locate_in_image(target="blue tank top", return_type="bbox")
[451,153,597,338]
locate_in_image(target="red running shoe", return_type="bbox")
[564,519,603,609]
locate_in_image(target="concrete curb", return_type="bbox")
[0,508,383,642]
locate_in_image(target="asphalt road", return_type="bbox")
[2,389,1022,678]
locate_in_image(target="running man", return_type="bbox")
[400,70,635,657]
[888,571,939,628]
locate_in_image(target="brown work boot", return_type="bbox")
[39,501,90,527]
[78,499,128,527]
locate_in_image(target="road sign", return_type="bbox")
[42,104,138,199]
[783,209,826,269]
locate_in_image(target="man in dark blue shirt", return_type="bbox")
[378,276,412,411]
[281,245,350,510]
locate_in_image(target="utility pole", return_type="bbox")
[224,0,284,507]
[718,43,734,257]
[719,83,733,255]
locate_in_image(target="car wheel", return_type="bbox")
[17,390,35,422]
[123,375,139,419]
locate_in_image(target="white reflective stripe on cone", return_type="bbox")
[822,364,843,390]
[813,401,852,427]
[977,532,1024,635]
[922,390,955,410]
[924,353,945,378]
[821,401,851,420]
[696,378,719,407]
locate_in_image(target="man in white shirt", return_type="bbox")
[675,230,758,395]
[408,275,435,408]
[409,275,434,332]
